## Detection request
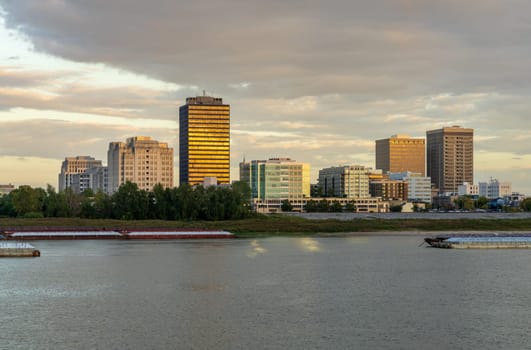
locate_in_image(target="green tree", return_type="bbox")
[305,199,317,212]
[63,187,82,217]
[231,181,252,218]
[476,196,488,209]
[329,200,343,212]
[93,191,113,218]
[344,201,356,212]
[80,189,97,218]
[10,185,46,216]
[112,181,149,219]
[281,200,293,212]
[458,196,474,211]
[390,204,403,212]
[151,183,169,219]
[317,199,330,212]
[0,194,16,217]
[521,198,531,212]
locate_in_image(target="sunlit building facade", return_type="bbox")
[240,158,310,212]
[179,95,230,186]
[107,136,174,194]
[427,126,473,194]
[375,134,426,176]
[369,179,408,201]
[318,165,371,198]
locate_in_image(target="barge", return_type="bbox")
[6,231,122,240]
[1,229,234,240]
[0,242,40,257]
[122,230,234,239]
[425,235,531,249]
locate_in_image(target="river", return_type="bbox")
[2,236,530,349]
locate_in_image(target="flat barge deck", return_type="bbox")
[425,235,531,249]
[0,242,40,257]
[1,229,234,240]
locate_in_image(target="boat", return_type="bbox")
[425,234,531,249]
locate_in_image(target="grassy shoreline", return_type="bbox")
[1,216,531,238]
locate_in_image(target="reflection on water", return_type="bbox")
[246,239,267,258]
[2,236,531,350]
[297,237,321,252]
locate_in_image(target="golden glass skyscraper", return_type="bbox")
[375,135,426,176]
[179,95,230,186]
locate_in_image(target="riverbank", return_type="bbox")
[1,215,531,238]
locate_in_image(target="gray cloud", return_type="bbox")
[3,0,531,99]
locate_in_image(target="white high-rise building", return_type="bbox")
[107,136,174,194]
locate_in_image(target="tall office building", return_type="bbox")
[375,135,425,176]
[58,156,105,192]
[107,136,174,194]
[426,126,473,194]
[179,95,230,186]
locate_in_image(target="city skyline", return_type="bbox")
[0,1,530,194]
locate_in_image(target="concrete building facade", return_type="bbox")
[318,165,371,198]
[179,95,230,186]
[458,182,479,197]
[107,136,173,194]
[375,135,425,176]
[390,172,432,203]
[479,179,512,199]
[369,179,408,201]
[69,167,108,194]
[427,126,473,194]
[58,156,105,193]
[252,197,389,214]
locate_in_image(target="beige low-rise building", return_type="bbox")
[252,197,389,214]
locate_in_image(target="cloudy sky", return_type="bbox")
[0,0,530,193]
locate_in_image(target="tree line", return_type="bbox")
[0,181,252,220]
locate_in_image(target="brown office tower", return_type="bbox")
[426,126,473,194]
[375,135,425,176]
[179,95,230,186]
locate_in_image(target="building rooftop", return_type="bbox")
[185,95,224,105]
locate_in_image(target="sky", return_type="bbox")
[0,0,530,194]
